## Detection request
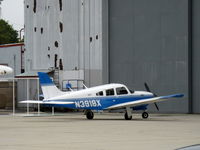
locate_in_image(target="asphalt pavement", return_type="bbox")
[0,112,199,150]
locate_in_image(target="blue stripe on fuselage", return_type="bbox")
[43,95,153,110]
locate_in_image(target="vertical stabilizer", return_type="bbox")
[38,72,65,99]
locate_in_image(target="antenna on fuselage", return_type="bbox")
[66,83,73,91]
[82,83,88,89]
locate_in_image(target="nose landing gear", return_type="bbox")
[142,112,149,119]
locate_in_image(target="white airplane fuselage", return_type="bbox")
[43,83,154,110]
[0,65,13,75]
[20,72,184,120]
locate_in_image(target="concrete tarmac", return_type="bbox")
[0,113,199,150]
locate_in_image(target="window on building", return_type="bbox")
[106,89,114,96]
[116,87,128,95]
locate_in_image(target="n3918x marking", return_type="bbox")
[75,100,101,108]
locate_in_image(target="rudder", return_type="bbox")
[38,72,65,99]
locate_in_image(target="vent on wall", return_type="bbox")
[59,0,62,11]
[55,41,59,47]
[59,22,63,33]
[33,0,37,13]
[90,37,92,42]
[41,28,43,34]
[59,59,63,70]
[54,54,58,68]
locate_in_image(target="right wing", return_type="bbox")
[106,94,184,110]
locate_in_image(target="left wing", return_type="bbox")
[106,94,184,109]
[20,100,74,105]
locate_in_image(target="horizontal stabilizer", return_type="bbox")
[20,100,44,104]
[106,94,184,109]
[20,100,74,105]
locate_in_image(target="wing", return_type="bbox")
[106,94,184,109]
[20,100,74,105]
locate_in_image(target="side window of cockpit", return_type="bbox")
[106,89,115,96]
[116,87,128,95]
[96,91,103,96]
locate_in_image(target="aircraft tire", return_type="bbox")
[124,112,132,120]
[86,111,94,120]
[142,112,149,119]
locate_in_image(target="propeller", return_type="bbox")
[144,83,159,111]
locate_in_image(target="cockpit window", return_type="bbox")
[96,91,103,96]
[116,87,128,95]
[106,89,115,96]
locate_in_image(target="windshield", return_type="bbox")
[116,87,128,95]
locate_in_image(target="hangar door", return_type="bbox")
[108,0,189,113]
[192,0,200,113]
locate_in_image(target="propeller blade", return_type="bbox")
[144,83,159,111]
[144,83,157,97]
[154,102,159,111]
[144,82,151,92]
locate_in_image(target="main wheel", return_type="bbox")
[142,112,149,119]
[86,111,94,120]
[124,112,132,120]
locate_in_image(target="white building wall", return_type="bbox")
[24,0,106,87]
[0,44,24,77]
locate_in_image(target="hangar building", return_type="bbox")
[23,0,200,113]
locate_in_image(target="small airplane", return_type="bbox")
[0,65,13,75]
[20,72,184,120]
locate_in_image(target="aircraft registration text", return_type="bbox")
[75,100,101,108]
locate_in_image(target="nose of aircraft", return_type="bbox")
[0,66,13,75]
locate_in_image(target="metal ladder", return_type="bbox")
[53,69,59,88]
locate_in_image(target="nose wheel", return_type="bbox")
[142,112,149,119]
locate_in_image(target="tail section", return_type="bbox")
[38,72,65,99]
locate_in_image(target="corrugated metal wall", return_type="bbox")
[24,0,200,113]
[24,0,105,87]
[108,0,189,113]
[192,0,200,113]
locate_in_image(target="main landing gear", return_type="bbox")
[124,107,132,120]
[85,109,149,120]
[124,112,132,120]
[85,110,94,120]
[124,107,149,120]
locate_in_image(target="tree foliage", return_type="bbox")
[0,19,19,44]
